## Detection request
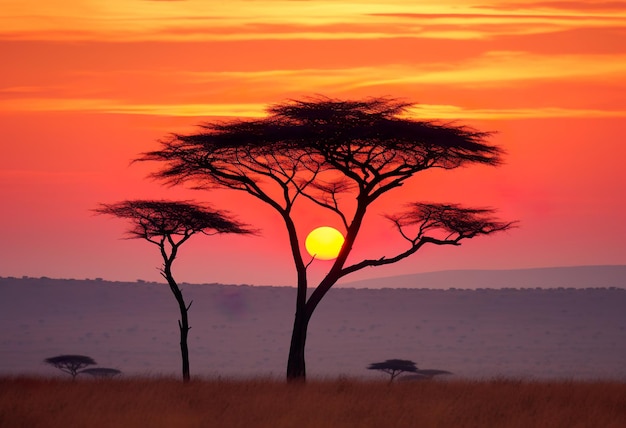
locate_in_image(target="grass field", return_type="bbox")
[1,377,625,427]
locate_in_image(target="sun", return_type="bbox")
[305,226,345,260]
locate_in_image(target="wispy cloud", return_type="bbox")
[408,104,626,120]
[0,97,267,117]
[1,1,624,123]
[352,52,626,87]
[2,47,625,117]
[3,96,625,121]
[2,1,624,41]
[485,1,626,13]
[144,51,626,91]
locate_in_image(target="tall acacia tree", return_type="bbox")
[139,97,515,381]
[95,200,252,382]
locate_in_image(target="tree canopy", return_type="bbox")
[80,368,122,378]
[367,359,452,382]
[368,359,418,382]
[94,200,252,243]
[44,355,96,379]
[141,97,502,220]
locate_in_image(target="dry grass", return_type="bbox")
[1,376,625,428]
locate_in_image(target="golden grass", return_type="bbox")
[1,376,625,428]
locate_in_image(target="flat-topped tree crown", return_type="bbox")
[137,96,514,381]
[267,97,502,167]
[44,355,96,379]
[368,359,417,383]
[368,359,452,382]
[139,97,502,205]
[80,368,122,378]
[95,200,252,241]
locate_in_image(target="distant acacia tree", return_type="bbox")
[138,96,515,381]
[368,359,451,383]
[95,200,253,382]
[368,359,418,382]
[80,368,122,378]
[44,355,96,380]
[399,369,453,381]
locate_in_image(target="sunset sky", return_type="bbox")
[1,0,625,286]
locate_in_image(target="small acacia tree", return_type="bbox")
[80,368,122,378]
[95,200,252,382]
[138,96,515,381]
[44,355,96,380]
[367,359,418,382]
[368,359,452,383]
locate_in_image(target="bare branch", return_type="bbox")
[388,202,516,241]
[341,203,515,278]
[304,255,316,269]
[297,178,353,229]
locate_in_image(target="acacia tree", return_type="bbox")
[367,359,418,382]
[138,97,515,381]
[44,355,96,380]
[80,368,122,378]
[95,200,252,382]
[367,359,452,383]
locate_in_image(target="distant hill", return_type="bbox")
[3,265,626,290]
[338,265,626,289]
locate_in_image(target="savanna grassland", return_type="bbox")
[1,377,625,428]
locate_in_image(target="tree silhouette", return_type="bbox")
[368,359,452,383]
[367,359,418,382]
[138,96,515,381]
[80,368,122,378]
[94,200,253,382]
[44,355,96,380]
[399,369,453,381]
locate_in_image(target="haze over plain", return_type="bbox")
[2,273,625,380]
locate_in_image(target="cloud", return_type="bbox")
[3,96,625,120]
[407,105,626,120]
[0,97,268,117]
[5,0,624,42]
[349,51,626,88]
[2,47,625,117]
[484,1,626,13]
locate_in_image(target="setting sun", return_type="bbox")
[305,226,345,260]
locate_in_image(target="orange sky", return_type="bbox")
[1,0,625,286]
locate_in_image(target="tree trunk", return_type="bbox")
[164,262,191,383]
[283,214,310,382]
[286,311,308,381]
[285,207,367,381]
[178,311,190,382]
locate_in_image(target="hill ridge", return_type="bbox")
[3,264,625,289]
[338,265,626,289]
